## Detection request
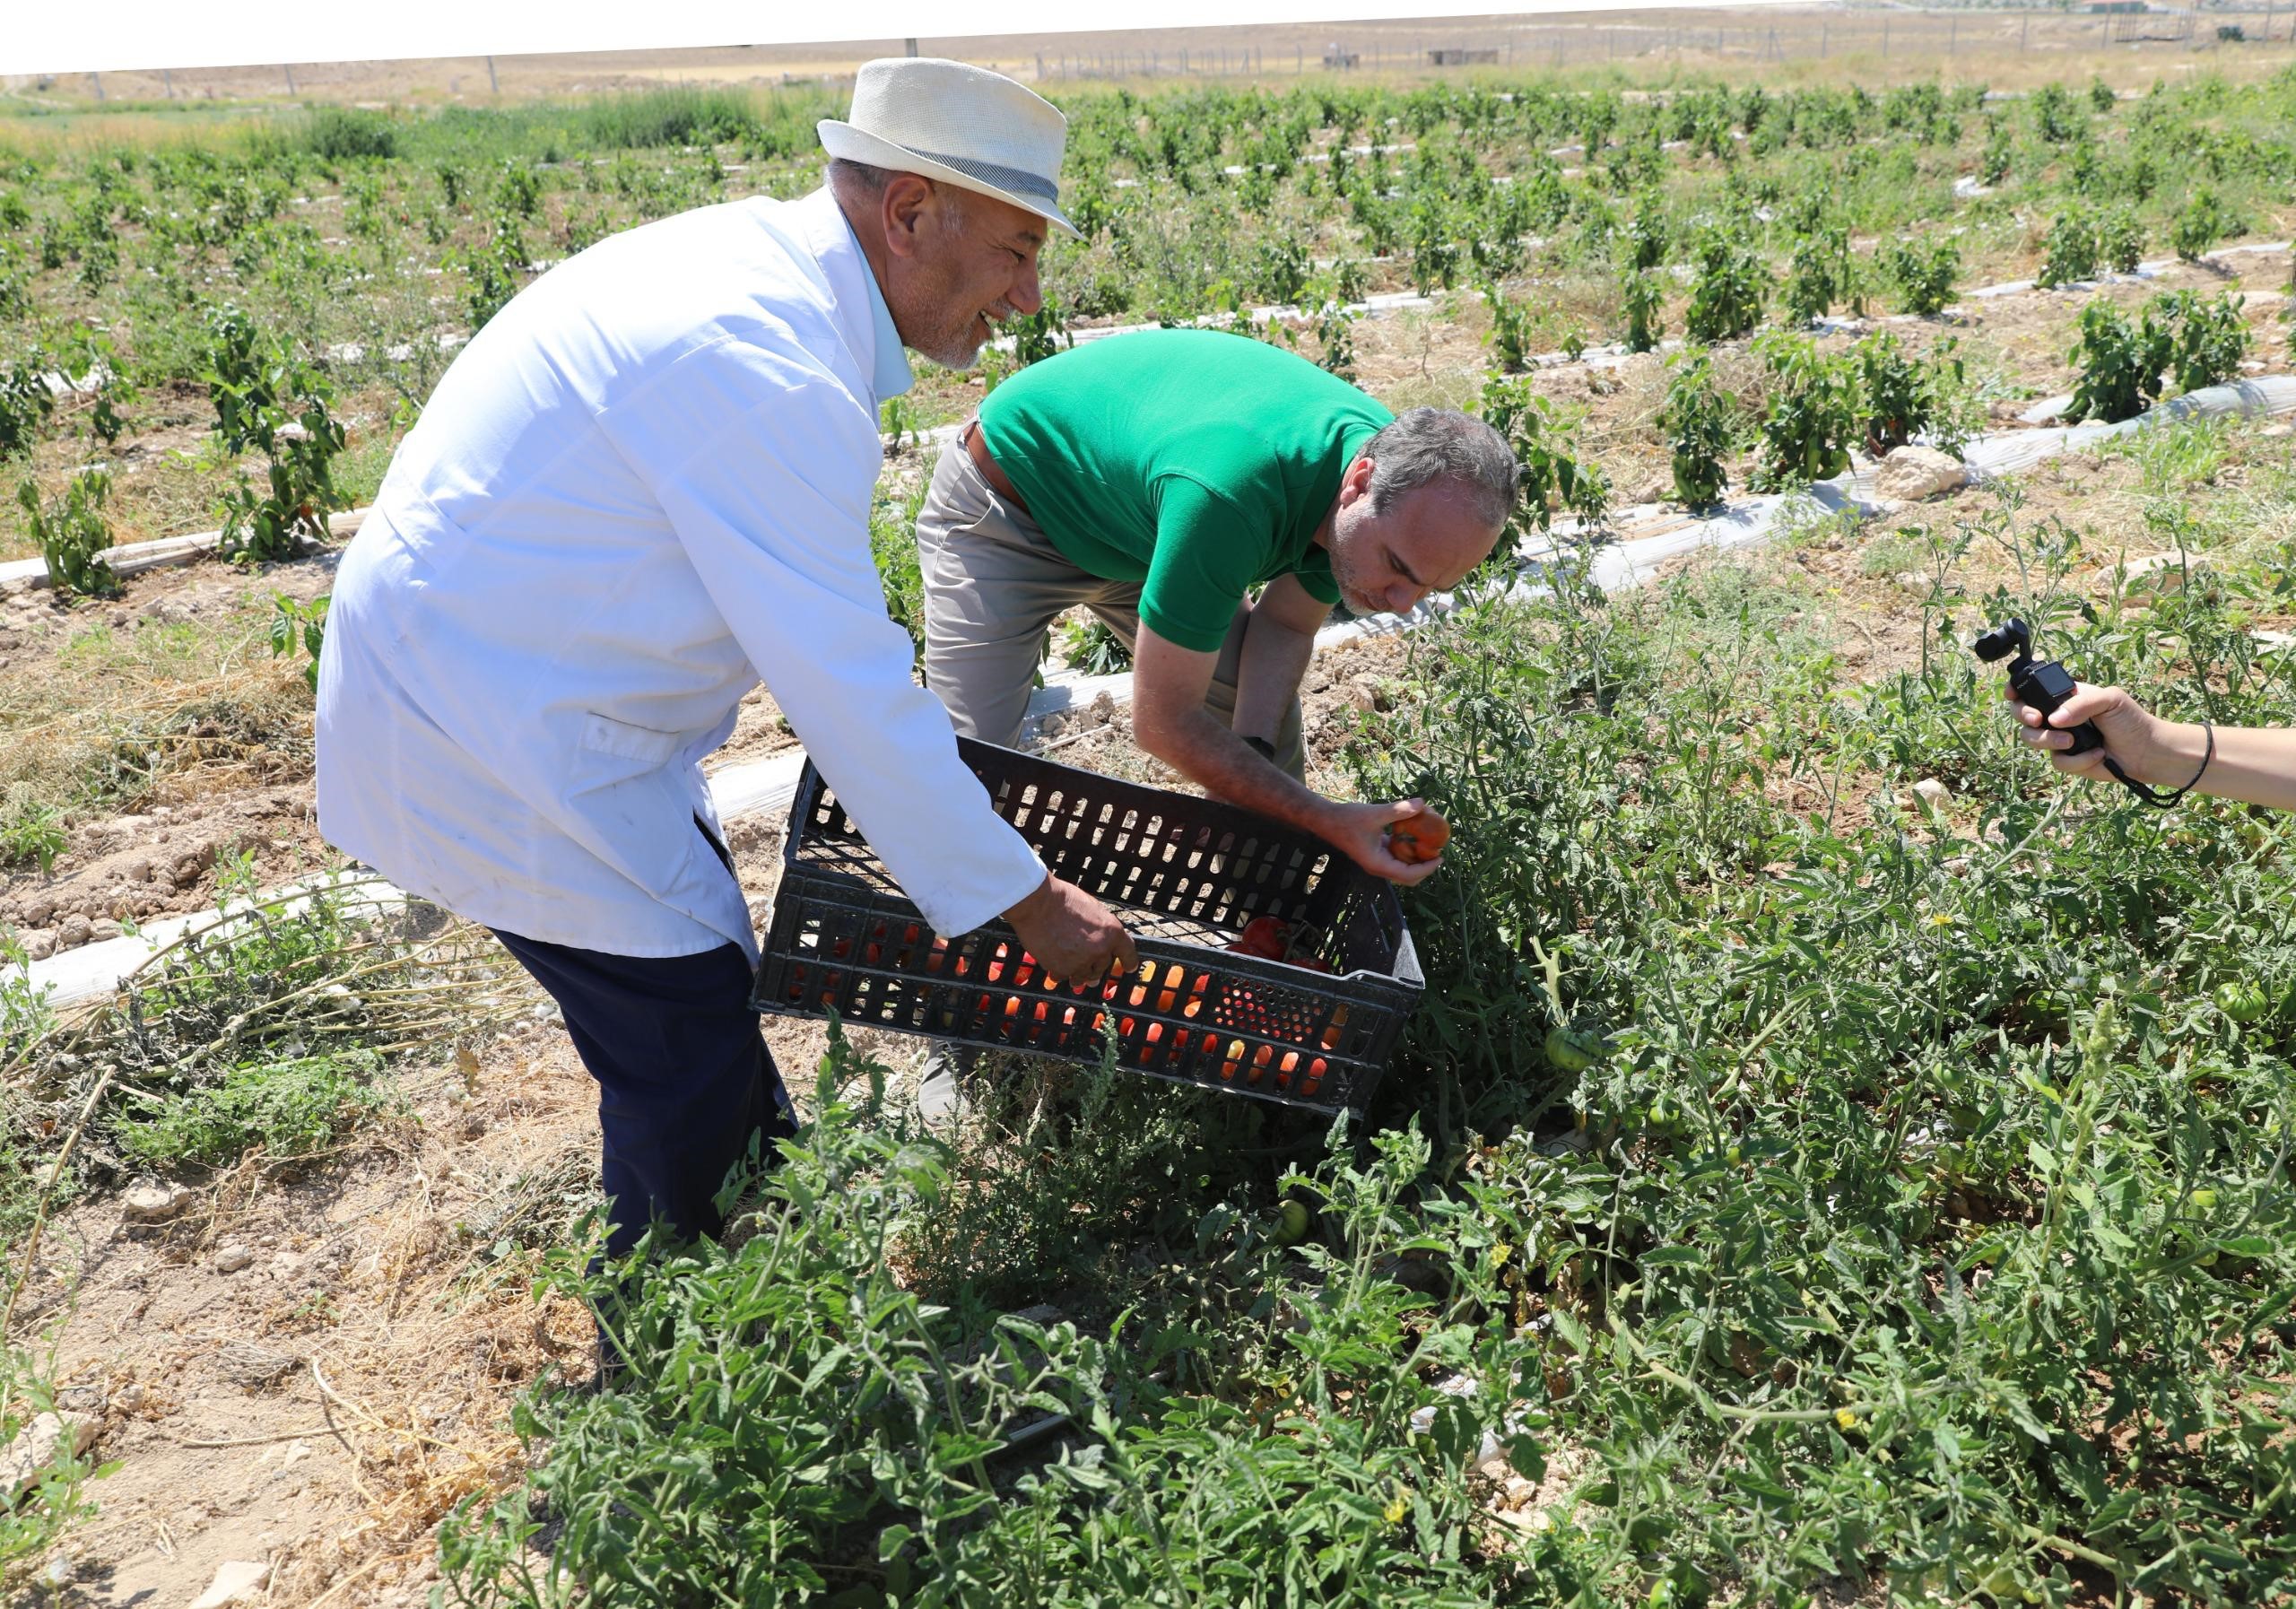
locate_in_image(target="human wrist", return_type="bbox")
[1000,871,1057,925]
[2145,720,2212,790]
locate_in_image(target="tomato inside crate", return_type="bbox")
[752,738,1423,1116]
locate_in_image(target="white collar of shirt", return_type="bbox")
[801,187,914,404]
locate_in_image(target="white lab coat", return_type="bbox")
[315,187,1045,959]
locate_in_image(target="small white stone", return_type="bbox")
[2115,552,2207,599]
[190,1560,270,1609]
[1912,778,1952,809]
[214,1244,255,1274]
[4,1412,96,1503]
[122,1180,196,1224]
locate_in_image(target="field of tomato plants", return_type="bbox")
[4,55,2296,1609]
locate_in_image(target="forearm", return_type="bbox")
[2140,720,2296,813]
[1141,704,1334,837]
[1231,607,1316,744]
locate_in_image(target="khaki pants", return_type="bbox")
[914,430,1306,778]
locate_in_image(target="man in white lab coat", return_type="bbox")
[315,59,1136,1299]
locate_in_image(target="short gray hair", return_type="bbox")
[1362,408,1520,530]
[828,156,898,198]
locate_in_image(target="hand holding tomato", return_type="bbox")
[1386,807,1450,865]
[1316,798,1445,885]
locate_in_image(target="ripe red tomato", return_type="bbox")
[1387,809,1451,865]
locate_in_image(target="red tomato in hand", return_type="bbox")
[1387,809,1451,865]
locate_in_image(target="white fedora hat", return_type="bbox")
[819,57,1078,239]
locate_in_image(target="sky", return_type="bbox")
[4,0,1784,78]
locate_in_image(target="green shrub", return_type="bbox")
[0,349,55,459]
[301,108,398,162]
[206,308,348,563]
[1661,348,1738,509]
[2038,212,2100,289]
[2171,184,2239,262]
[1880,235,1960,317]
[17,466,117,598]
[438,1043,1544,1609]
[2158,289,2250,395]
[1751,330,1861,490]
[1478,371,1609,533]
[2067,290,2252,423]
[1858,332,1981,457]
[1621,267,1664,353]
[1483,281,1535,372]
[117,1049,396,1172]
[1979,118,2013,184]
[1782,223,1853,325]
[577,87,762,151]
[2098,204,2145,274]
[268,591,328,693]
[1057,616,1133,675]
[1683,222,1767,344]
[869,485,926,667]
[2066,300,2161,424]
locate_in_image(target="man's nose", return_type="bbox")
[1008,259,1044,317]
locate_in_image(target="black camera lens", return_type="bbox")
[1971,621,2027,664]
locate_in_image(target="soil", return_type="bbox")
[0,556,340,957]
[10,992,924,1609]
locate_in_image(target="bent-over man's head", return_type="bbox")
[1326,409,1521,618]
[821,58,1076,370]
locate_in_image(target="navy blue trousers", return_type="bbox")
[491,927,798,1266]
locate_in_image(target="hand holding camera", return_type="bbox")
[1981,619,2235,809]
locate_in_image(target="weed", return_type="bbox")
[1057,616,1132,676]
[1662,348,1738,509]
[1683,221,1767,344]
[116,1048,397,1173]
[869,483,927,667]
[1,1342,116,1575]
[267,592,327,693]
[1879,235,1960,317]
[0,787,67,874]
[17,468,117,598]
[1752,331,1861,491]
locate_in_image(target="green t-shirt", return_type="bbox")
[978,329,1393,653]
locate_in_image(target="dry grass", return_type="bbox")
[0,583,320,814]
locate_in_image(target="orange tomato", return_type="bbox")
[1387,809,1451,865]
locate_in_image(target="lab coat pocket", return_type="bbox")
[577,711,689,767]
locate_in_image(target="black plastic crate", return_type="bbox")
[751,737,1423,1115]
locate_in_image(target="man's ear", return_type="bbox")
[1339,455,1376,506]
[881,174,937,260]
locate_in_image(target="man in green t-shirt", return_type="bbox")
[915,328,1519,884]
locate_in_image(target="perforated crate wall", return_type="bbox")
[752,738,1422,1115]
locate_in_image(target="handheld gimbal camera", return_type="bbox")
[1972,619,2104,757]
[1972,619,2206,808]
